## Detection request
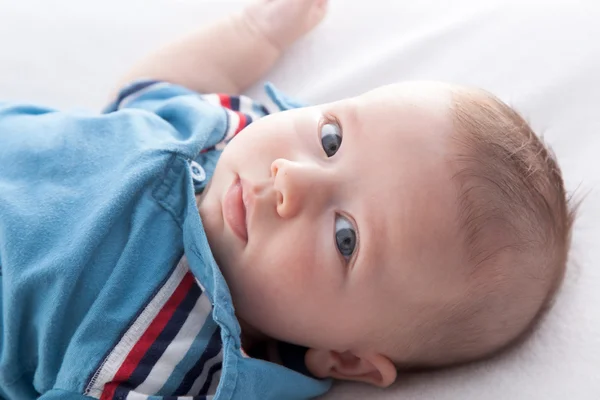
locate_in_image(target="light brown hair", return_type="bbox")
[400,88,575,370]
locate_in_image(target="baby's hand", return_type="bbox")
[244,0,328,51]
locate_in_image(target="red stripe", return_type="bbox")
[218,94,231,109]
[100,272,195,397]
[234,112,247,135]
[99,382,117,400]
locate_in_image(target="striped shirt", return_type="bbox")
[0,81,331,400]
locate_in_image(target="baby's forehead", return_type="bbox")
[321,82,455,137]
[361,81,455,109]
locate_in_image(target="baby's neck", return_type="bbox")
[239,321,283,364]
[238,317,269,348]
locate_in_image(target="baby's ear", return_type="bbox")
[305,348,397,387]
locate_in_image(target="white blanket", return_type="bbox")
[1,0,598,399]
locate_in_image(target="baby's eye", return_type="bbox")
[335,214,356,261]
[320,122,342,157]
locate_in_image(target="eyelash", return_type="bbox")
[335,212,359,265]
[318,115,343,153]
[322,115,342,128]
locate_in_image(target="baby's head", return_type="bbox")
[198,81,573,387]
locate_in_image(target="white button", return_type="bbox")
[190,160,206,182]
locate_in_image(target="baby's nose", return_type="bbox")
[271,158,328,219]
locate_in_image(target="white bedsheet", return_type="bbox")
[1,0,598,399]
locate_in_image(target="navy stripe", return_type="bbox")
[244,114,253,127]
[113,385,130,400]
[84,257,185,394]
[115,80,160,109]
[229,96,240,111]
[113,387,200,400]
[174,327,222,395]
[198,362,223,396]
[128,283,202,389]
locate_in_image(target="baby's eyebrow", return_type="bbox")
[338,101,362,136]
[354,205,385,278]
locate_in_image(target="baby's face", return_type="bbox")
[198,82,466,367]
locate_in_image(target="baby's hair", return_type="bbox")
[398,87,575,371]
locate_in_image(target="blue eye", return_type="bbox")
[320,122,342,157]
[335,214,356,261]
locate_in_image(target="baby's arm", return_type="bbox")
[116,0,327,95]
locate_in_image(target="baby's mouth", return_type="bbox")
[223,175,248,243]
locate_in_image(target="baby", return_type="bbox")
[0,0,573,399]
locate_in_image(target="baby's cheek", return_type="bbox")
[224,132,284,175]
[237,114,300,151]
[264,246,314,290]
[242,242,314,314]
